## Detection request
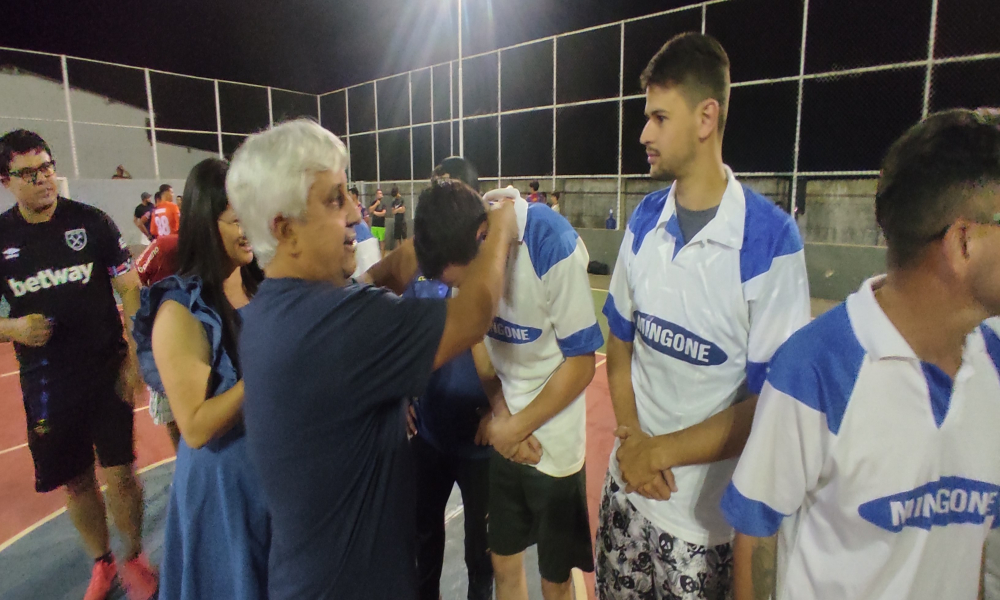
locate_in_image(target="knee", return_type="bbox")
[64,469,99,498]
[491,552,523,580]
[104,465,140,494]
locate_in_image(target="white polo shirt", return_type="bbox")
[603,167,810,546]
[485,192,604,478]
[721,279,1000,600]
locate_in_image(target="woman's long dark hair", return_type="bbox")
[176,158,263,368]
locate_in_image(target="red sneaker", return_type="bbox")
[83,559,117,600]
[119,553,158,600]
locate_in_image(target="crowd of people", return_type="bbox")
[0,31,998,600]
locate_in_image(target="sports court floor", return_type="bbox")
[0,275,836,599]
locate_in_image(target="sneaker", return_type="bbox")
[119,553,158,600]
[83,559,117,600]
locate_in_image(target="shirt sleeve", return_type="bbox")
[341,287,448,403]
[720,350,831,538]
[601,226,635,342]
[542,237,604,357]
[743,238,811,395]
[95,210,134,278]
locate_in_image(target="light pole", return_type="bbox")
[457,0,464,156]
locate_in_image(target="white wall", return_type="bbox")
[1,71,217,181]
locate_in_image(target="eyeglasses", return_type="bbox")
[9,161,56,185]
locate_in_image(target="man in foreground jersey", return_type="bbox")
[721,109,1000,599]
[598,33,810,599]
[416,178,603,600]
[0,130,157,600]
[226,119,519,600]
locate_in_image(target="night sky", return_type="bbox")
[1,0,704,93]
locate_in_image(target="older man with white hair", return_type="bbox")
[226,119,518,600]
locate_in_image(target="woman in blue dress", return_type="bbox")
[132,158,269,600]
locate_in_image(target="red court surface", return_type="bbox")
[0,342,617,598]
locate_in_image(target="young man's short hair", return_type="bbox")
[413,179,487,280]
[348,186,360,197]
[876,107,1000,269]
[641,32,731,134]
[0,129,52,178]
[433,156,480,192]
[159,183,173,194]
[390,185,400,197]
[529,180,539,192]
[154,191,163,201]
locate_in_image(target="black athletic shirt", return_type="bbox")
[371,199,386,228]
[0,198,132,389]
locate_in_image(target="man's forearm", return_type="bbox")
[0,317,18,343]
[734,533,778,600]
[507,354,595,439]
[607,335,641,431]
[362,239,418,294]
[649,394,759,471]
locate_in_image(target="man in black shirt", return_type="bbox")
[391,185,408,245]
[0,130,157,600]
[133,191,155,240]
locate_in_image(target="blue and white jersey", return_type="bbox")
[721,279,1000,600]
[603,167,810,546]
[485,192,604,478]
[351,221,381,278]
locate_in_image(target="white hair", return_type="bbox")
[226,119,348,266]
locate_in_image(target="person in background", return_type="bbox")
[135,233,181,450]
[0,129,156,600]
[134,192,155,241]
[722,108,1000,600]
[605,209,616,230]
[113,165,132,179]
[349,187,381,278]
[598,32,810,599]
[175,195,183,211]
[549,192,561,215]
[133,158,269,600]
[392,185,408,245]
[352,186,371,227]
[526,180,542,204]
[150,184,180,238]
[370,188,387,253]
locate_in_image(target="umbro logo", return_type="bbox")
[3,248,19,260]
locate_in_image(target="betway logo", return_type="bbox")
[634,311,727,366]
[488,317,542,344]
[8,263,94,297]
[858,477,1000,533]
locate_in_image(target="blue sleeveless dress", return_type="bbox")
[133,275,270,600]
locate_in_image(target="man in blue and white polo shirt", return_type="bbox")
[418,177,603,599]
[598,33,810,599]
[721,109,1000,600]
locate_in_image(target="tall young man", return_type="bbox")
[722,108,1000,600]
[149,184,179,238]
[598,33,810,599]
[226,120,519,600]
[0,130,157,600]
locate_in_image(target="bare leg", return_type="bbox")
[65,468,111,559]
[493,551,529,600]
[103,464,144,560]
[540,576,574,600]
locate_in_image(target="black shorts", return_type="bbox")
[23,377,136,493]
[488,452,594,583]
[394,221,407,240]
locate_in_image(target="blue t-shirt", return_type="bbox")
[240,278,447,600]
[404,275,491,460]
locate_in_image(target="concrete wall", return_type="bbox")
[803,242,886,301]
[802,178,883,246]
[577,228,625,269]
